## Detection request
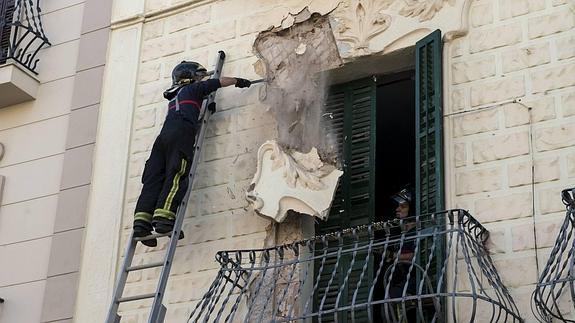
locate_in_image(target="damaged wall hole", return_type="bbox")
[249,12,346,255]
[254,12,342,161]
[249,10,418,242]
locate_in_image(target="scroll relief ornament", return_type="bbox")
[332,0,393,55]
[246,140,343,223]
[399,0,456,22]
[332,0,454,55]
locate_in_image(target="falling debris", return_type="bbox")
[294,43,307,55]
[254,14,342,160]
[288,120,299,133]
[226,186,236,200]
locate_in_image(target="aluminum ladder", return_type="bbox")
[105,51,226,323]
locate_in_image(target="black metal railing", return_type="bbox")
[532,188,575,323]
[188,210,523,322]
[0,0,50,74]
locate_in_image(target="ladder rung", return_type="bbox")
[127,261,164,272]
[133,233,170,241]
[118,293,156,303]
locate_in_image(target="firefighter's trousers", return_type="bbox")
[134,117,196,223]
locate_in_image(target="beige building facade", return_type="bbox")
[0,0,573,322]
[77,0,574,322]
[0,0,112,322]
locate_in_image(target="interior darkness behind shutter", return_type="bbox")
[314,77,376,322]
[415,29,444,216]
[415,29,445,323]
[0,0,16,64]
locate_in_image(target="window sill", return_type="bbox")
[0,62,40,109]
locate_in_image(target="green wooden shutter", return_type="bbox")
[0,0,15,64]
[315,77,376,322]
[415,29,444,215]
[319,77,376,233]
[415,29,445,323]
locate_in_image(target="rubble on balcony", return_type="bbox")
[532,188,575,323]
[188,209,523,322]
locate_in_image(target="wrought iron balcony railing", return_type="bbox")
[532,188,575,323]
[0,0,50,74]
[188,209,522,323]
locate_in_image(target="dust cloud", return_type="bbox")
[254,13,342,162]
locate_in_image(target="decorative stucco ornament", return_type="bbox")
[246,140,343,223]
[399,0,456,21]
[330,0,462,58]
[332,0,393,55]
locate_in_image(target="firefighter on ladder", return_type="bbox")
[132,61,252,247]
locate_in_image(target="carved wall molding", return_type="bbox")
[443,0,474,42]
[329,0,467,58]
[331,0,394,55]
[246,140,342,223]
[399,0,456,22]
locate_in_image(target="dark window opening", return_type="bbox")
[372,71,417,323]
[375,71,416,223]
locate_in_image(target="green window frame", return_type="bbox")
[314,30,444,322]
[415,29,444,216]
[318,77,377,235]
[414,29,446,323]
[314,77,377,322]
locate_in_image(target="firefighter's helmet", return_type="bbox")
[171,61,207,85]
[391,187,413,205]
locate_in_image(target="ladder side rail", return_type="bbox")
[187,51,225,189]
[105,231,138,323]
[147,50,226,323]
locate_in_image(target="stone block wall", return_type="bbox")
[447,0,574,320]
[114,1,322,320]
[80,0,574,321]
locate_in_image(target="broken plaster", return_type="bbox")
[246,140,342,223]
[254,12,342,157]
[250,2,342,79]
[275,2,342,32]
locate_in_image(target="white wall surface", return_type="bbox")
[0,1,85,322]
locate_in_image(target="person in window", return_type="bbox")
[382,187,418,322]
[390,188,416,260]
[132,61,252,247]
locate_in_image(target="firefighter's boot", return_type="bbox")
[152,217,184,239]
[133,220,157,247]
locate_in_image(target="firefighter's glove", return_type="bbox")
[235,78,251,88]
